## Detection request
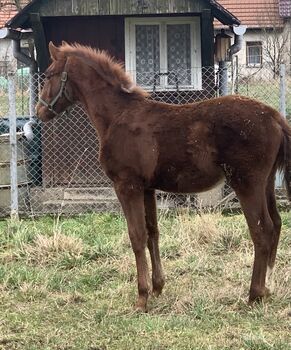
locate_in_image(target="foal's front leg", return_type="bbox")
[114,182,150,312]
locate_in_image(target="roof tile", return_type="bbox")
[215,0,284,28]
[2,1,285,30]
[279,0,291,17]
[0,0,31,28]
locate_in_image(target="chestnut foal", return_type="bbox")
[37,42,291,312]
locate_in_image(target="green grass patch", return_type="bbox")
[0,211,290,349]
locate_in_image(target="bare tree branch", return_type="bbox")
[258,1,290,77]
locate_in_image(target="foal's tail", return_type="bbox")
[278,118,291,200]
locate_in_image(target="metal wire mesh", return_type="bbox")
[0,63,289,217]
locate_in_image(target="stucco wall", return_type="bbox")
[233,28,290,71]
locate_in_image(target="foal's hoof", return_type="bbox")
[134,298,148,313]
[152,289,162,298]
[249,287,271,304]
[134,304,148,313]
[152,279,165,297]
[152,286,164,298]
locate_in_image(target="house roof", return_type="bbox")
[207,0,240,25]
[5,0,240,29]
[215,0,284,28]
[279,0,291,17]
[0,0,30,28]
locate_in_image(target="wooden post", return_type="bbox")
[8,72,19,220]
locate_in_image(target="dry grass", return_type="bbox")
[24,231,84,263]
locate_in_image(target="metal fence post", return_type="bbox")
[279,64,286,118]
[276,63,286,188]
[29,72,38,116]
[8,72,19,220]
[218,60,228,96]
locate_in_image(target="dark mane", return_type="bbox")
[60,43,148,97]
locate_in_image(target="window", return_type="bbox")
[125,17,202,90]
[246,42,262,67]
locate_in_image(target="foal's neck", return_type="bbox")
[72,77,133,140]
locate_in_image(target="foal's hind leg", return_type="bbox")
[265,173,282,292]
[144,189,165,297]
[235,184,274,302]
[114,182,150,312]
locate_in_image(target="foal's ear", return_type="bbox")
[48,41,60,61]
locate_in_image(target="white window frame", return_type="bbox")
[246,41,263,67]
[125,17,202,91]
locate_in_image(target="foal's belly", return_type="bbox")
[151,165,225,193]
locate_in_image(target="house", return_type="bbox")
[2,0,241,212]
[215,0,290,72]
[6,1,240,81]
[0,0,19,73]
[279,0,291,64]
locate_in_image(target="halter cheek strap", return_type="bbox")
[39,71,73,116]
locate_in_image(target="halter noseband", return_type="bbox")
[39,71,73,116]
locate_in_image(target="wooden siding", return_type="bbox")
[36,0,210,16]
[41,16,125,186]
[42,16,125,61]
[201,9,214,67]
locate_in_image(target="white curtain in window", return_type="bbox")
[167,24,191,86]
[135,25,160,86]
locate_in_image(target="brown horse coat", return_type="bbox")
[37,42,291,312]
[101,95,287,193]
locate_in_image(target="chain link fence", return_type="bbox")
[0,63,290,217]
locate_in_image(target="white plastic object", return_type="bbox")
[23,121,34,141]
[233,25,247,36]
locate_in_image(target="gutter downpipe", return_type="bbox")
[218,60,228,96]
[219,25,247,97]
[228,32,244,58]
[228,25,247,61]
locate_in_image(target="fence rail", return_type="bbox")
[0,63,290,217]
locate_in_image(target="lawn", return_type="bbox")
[0,211,290,350]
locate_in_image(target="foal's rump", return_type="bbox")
[202,96,289,184]
[150,95,291,194]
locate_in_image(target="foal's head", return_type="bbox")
[36,42,75,121]
[37,42,148,122]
